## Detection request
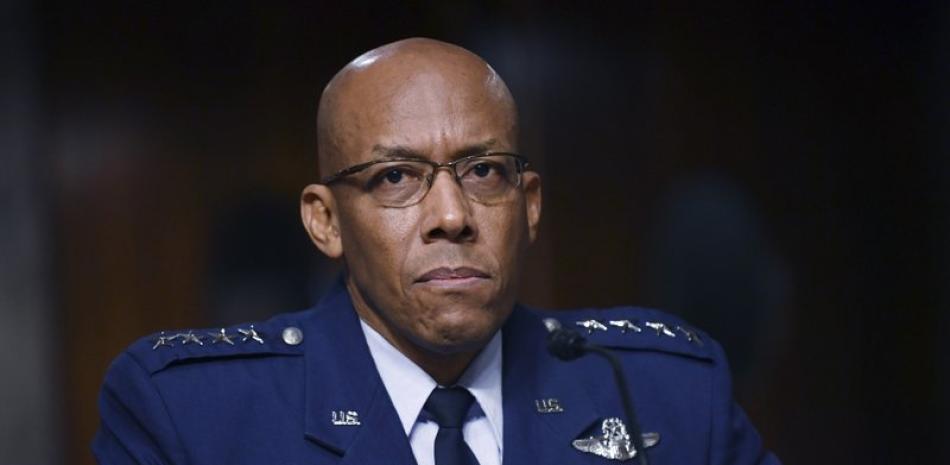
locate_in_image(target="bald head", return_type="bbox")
[316,38,518,177]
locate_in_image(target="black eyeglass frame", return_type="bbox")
[319,152,531,186]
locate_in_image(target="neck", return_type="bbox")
[346,279,481,385]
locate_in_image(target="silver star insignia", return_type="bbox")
[152,331,175,350]
[178,331,204,345]
[675,325,703,346]
[238,325,264,344]
[573,417,660,461]
[609,319,642,333]
[644,321,676,338]
[576,319,608,334]
[207,328,236,345]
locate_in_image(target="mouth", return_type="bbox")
[415,267,491,287]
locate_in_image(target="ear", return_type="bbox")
[522,171,542,243]
[300,184,343,258]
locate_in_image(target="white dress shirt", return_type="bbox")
[360,320,503,465]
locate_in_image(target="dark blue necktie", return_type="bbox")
[423,387,481,465]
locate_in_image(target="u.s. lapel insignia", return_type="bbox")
[576,319,608,334]
[609,319,642,333]
[331,410,361,426]
[535,398,564,413]
[572,417,660,461]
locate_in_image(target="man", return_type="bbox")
[94,38,779,465]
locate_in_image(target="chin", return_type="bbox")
[422,317,497,354]
[406,295,513,354]
[423,337,491,356]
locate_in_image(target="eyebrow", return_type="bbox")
[369,139,500,162]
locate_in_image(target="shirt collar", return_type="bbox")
[456,328,504,450]
[360,320,503,447]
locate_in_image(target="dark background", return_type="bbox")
[2,1,947,464]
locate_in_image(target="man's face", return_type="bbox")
[328,66,540,355]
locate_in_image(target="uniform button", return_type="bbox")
[282,326,304,346]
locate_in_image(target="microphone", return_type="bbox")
[542,318,651,465]
[542,318,587,360]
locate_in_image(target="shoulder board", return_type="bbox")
[125,309,311,374]
[543,306,714,362]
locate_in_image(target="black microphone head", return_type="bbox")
[542,318,588,361]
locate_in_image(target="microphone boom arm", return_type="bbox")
[543,318,651,465]
[583,345,650,465]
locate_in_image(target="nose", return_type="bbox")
[420,170,477,243]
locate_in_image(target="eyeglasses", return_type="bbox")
[321,152,530,207]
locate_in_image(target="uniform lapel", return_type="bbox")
[502,308,602,464]
[302,281,417,464]
[300,285,607,464]
[335,386,419,465]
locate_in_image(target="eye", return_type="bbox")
[365,163,427,191]
[464,160,508,180]
[384,169,404,184]
[472,163,493,177]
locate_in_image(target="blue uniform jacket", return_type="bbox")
[93,280,780,464]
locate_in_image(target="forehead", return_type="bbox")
[332,63,517,163]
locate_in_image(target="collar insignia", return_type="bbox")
[535,398,564,413]
[331,410,361,426]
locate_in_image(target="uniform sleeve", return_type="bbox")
[708,339,782,465]
[92,352,186,465]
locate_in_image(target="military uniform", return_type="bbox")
[93,280,780,464]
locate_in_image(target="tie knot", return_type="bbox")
[424,387,475,428]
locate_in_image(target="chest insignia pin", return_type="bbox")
[576,319,608,334]
[535,398,564,413]
[331,410,361,426]
[572,417,660,461]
